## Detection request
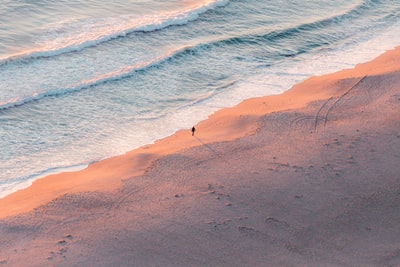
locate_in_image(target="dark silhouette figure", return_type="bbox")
[191,126,196,136]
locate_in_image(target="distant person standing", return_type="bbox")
[191,126,196,136]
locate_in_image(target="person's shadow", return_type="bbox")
[194,136,220,158]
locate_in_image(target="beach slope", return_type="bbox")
[0,47,399,266]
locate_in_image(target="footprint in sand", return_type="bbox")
[64,234,73,239]
[58,240,67,245]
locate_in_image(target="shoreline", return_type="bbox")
[0,46,399,266]
[1,46,399,219]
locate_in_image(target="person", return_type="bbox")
[191,126,196,136]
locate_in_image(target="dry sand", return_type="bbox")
[0,47,399,266]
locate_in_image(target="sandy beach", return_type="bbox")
[1,47,400,266]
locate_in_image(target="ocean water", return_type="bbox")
[1,0,399,198]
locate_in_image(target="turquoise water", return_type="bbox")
[1,0,400,197]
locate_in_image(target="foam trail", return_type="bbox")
[0,0,229,65]
[0,45,193,110]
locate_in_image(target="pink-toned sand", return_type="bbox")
[0,47,399,266]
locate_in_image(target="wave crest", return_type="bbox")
[0,45,196,110]
[0,0,229,65]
